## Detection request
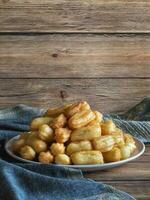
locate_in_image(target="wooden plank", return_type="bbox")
[0,78,149,113]
[101,181,150,200]
[0,34,150,78]
[85,161,150,181]
[0,1,150,33]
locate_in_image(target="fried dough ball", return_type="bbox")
[44,103,73,117]
[101,120,116,135]
[32,140,47,153]
[68,109,95,129]
[12,138,26,153]
[66,140,92,155]
[51,114,67,129]
[120,145,131,160]
[71,151,104,165]
[50,143,65,156]
[112,135,125,148]
[94,111,103,123]
[30,117,53,130]
[55,128,71,143]
[38,151,54,164]
[71,124,101,142]
[28,138,47,153]
[55,154,71,165]
[103,147,121,162]
[38,124,54,142]
[19,145,36,160]
[65,101,90,118]
[92,135,114,152]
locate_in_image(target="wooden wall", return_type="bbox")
[0,0,150,114]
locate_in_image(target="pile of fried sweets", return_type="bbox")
[12,101,136,165]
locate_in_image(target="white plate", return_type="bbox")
[5,136,145,171]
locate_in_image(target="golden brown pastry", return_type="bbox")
[71,151,104,165]
[51,114,67,129]
[101,120,116,135]
[30,117,53,130]
[55,154,71,165]
[50,143,65,156]
[92,135,114,152]
[71,123,101,141]
[93,111,103,123]
[55,128,71,143]
[120,145,131,160]
[65,101,90,118]
[38,151,54,164]
[19,145,36,160]
[27,138,47,153]
[66,140,92,155]
[112,135,125,147]
[103,147,121,162]
[38,124,54,142]
[68,109,95,129]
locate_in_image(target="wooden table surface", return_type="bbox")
[0,0,150,199]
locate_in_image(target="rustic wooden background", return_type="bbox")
[0,0,150,199]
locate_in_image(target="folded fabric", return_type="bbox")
[1,98,150,200]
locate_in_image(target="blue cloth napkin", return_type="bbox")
[0,98,150,200]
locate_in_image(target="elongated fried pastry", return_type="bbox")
[71,151,104,165]
[65,101,90,118]
[66,140,92,155]
[68,109,95,129]
[71,123,101,141]
[30,117,53,130]
[92,135,114,152]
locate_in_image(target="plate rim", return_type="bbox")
[5,135,145,169]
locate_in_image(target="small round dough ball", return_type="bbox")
[38,124,54,142]
[32,139,47,153]
[12,139,26,153]
[55,154,71,165]
[38,151,54,164]
[50,143,65,156]
[20,145,36,160]
[55,128,71,143]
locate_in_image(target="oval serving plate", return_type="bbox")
[5,135,145,171]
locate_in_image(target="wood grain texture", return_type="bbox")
[102,181,150,200]
[0,0,150,33]
[0,78,149,113]
[0,34,150,78]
